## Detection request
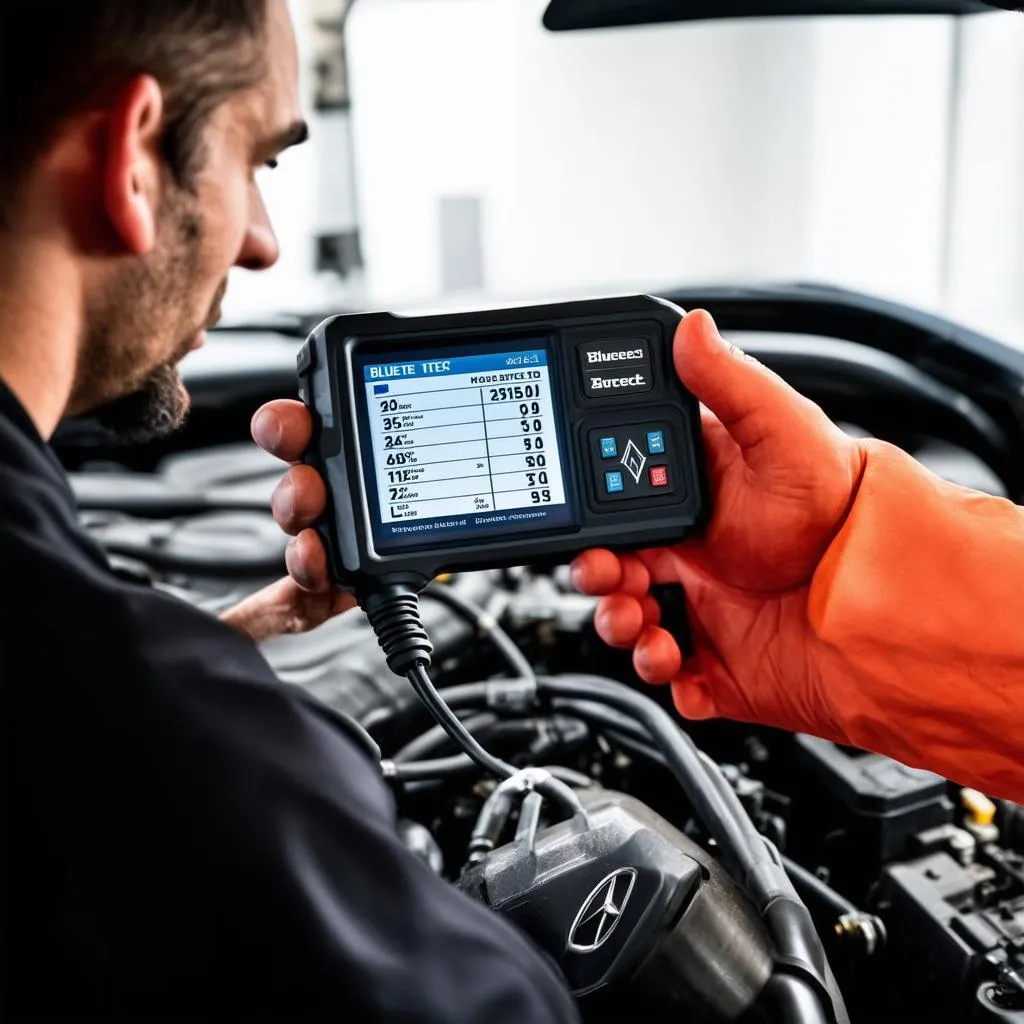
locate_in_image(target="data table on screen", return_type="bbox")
[361,350,569,527]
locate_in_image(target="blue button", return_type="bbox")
[646,430,665,455]
[604,471,624,494]
[600,436,618,459]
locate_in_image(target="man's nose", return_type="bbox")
[236,187,280,271]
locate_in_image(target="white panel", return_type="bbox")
[346,0,519,303]
[944,13,1024,347]
[346,2,959,315]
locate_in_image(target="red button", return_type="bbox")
[649,465,668,488]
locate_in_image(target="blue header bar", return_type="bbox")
[362,349,548,383]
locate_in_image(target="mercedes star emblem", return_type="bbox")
[566,867,638,954]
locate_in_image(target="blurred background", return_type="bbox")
[224,0,1024,348]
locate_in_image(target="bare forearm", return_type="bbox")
[809,440,1024,799]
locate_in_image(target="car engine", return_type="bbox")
[55,286,1024,1022]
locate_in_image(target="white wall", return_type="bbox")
[224,2,1024,349]
[944,14,1024,343]
[345,2,959,315]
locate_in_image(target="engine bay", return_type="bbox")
[55,286,1024,1023]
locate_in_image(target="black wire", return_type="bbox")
[405,664,584,819]
[396,715,587,766]
[421,584,535,683]
[390,754,594,787]
[696,748,775,855]
[384,680,816,910]
[550,697,654,747]
[360,680,499,733]
[406,664,516,779]
[394,713,500,763]
[390,753,482,781]
[378,678,776,892]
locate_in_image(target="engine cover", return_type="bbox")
[458,788,773,1021]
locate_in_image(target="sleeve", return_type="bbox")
[807,438,1024,801]
[12,550,580,1023]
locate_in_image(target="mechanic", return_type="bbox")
[0,3,578,1021]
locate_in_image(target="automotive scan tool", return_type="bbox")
[297,294,710,593]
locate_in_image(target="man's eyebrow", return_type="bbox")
[264,119,310,155]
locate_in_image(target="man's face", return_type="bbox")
[72,0,305,443]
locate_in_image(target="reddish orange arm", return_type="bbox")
[809,439,1024,801]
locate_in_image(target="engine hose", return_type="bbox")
[421,583,536,683]
[541,677,765,887]
[467,783,519,863]
[360,680,501,734]
[386,753,484,782]
[552,698,831,906]
[395,715,587,765]
[388,755,594,790]
[761,973,830,1024]
[394,713,500,763]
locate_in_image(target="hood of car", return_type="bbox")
[542,0,995,31]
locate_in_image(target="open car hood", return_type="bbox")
[543,0,995,31]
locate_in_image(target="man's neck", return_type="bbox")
[0,253,80,441]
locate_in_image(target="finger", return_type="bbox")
[618,554,650,598]
[674,310,821,456]
[698,405,741,483]
[570,549,623,596]
[285,528,331,593]
[640,594,661,627]
[271,464,327,535]
[252,400,312,464]
[594,593,645,649]
[330,589,359,617]
[638,547,687,585]
[632,625,682,685]
[670,673,718,720]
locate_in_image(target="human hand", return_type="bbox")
[570,310,866,740]
[219,400,356,644]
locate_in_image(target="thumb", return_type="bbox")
[674,309,823,457]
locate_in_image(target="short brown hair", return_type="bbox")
[0,1,268,215]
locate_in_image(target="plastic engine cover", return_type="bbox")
[457,788,773,1019]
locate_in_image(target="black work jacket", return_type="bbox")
[0,380,579,1023]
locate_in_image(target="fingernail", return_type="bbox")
[252,408,281,450]
[285,536,314,590]
[274,479,295,521]
[696,312,728,350]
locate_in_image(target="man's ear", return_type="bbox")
[103,75,165,256]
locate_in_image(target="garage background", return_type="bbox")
[221,1,1024,350]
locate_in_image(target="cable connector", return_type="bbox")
[363,584,433,676]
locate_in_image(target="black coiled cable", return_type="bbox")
[362,583,584,819]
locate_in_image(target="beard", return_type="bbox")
[72,186,223,445]
[90,363,190,445]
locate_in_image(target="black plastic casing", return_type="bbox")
[297,295,710,594]
[458,789,773,1019]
